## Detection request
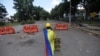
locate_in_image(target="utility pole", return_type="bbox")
[82,0,86,20]
[69,0,71,26]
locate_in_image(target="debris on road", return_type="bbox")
[7,42,13,45]
[9,32,28,39]
[0,38,3,41]
[18,39,34,46]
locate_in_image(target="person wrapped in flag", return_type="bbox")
[43,22,56,56]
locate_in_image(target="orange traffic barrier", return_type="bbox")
[23,26,29,33]
[23,25,38,33]
[30,25,38,33]
[55,23,68,30]
[0,26,15,35]
[8,26,15,34]
[3,27,9,34]
[0,28,4,35]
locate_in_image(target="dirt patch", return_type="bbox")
[9,33,28,39]
[7,42,13,45]
[18,39,34,46]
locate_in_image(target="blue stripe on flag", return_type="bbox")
[43,29,53,56]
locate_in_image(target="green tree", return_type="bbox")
[51,0,100,20]
[63,0,80,15]
[33,6,43,20]
[13,0,34,22]
[32,6,49,20]
[50,6,59,19]
[50,2,70,20]
[40,9,49,20]
[0,3,7,18]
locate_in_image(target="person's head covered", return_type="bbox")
[45,22,51,28]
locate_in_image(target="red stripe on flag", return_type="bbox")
[46,47,48,56]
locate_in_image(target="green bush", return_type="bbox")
[0,22,5,26]
[21,21,26,25]
[21,20,35,25]
[27,20,35,24]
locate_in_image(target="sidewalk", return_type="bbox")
[72,23,100,38]
[82,24,100,30]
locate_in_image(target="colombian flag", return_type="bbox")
[43,29,53,56]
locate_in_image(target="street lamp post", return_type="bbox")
[68,0,71,26]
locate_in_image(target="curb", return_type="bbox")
[78,27,100,38]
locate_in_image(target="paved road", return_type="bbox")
[0,20,100,56]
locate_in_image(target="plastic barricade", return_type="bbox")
[55,23,68,30]
[23,25,38,33]
[0,26,15,35]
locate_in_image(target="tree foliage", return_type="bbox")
[0,3,7,18]
[51,1,69,20]
[13,0,34,22]
[13,0,49,21]
[81,0,100,13]
[33,6,49,20]
[50,0,100,20]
